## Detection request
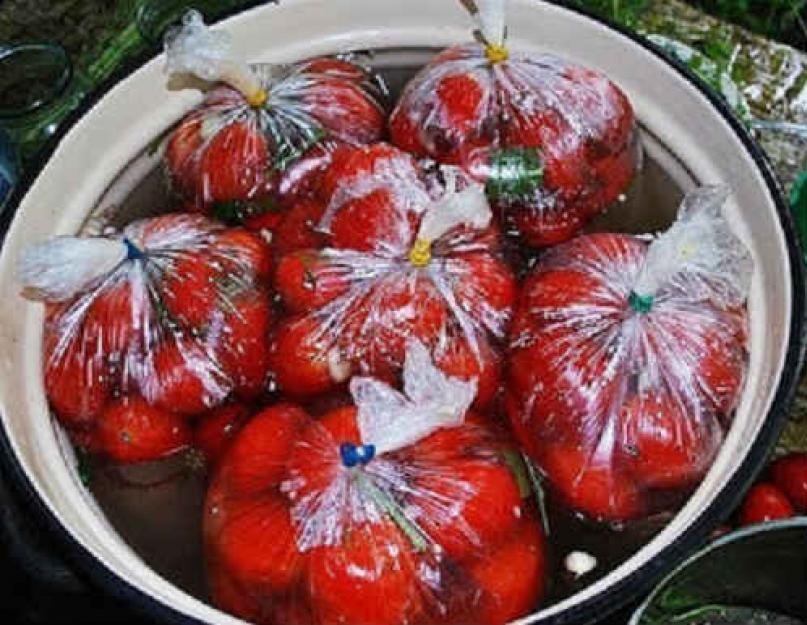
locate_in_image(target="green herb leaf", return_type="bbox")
[77,449,93,487]
[211,196,282,225]
[486,147,544,202]
[355,470,429,552]
[501,448,532,499]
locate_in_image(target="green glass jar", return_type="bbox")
[0,43,88,164]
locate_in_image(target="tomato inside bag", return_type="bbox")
[204,342,546,625]
[163,11,386,219]
[18,213,274,462]
[270,142,516,408]
[389,0,639,247]
[506,186,752,522]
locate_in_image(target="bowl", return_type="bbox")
[630,517,807,624]
[0,1,804,624]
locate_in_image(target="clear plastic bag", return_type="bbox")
[18,213,273,462]
[389,0,639,247]
[269,142,515,408]
[204,342,546,625]
[506,186,752,522]
[163,11,386,220]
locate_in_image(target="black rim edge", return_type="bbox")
[0,2,804,625]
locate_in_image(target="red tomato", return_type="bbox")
[165,117,204,201]
[358,277,448,376]
[506,198,590,247]
[308,519,422,625]
[411,458,524,561]
[436,73,485,135]
[390,69,492,163]
[303,77,386,147]
[97,395,190,463]
[466,518,547,625]
[272,198,327,256]
[85,281,137,357]
[274,250,351,313]
[193,403,250,466]
[541,445,643,522]
[43,321,111,427]
[208,290,273,399]
[208,494,304,592]
[206,567,265,623]
[696,323,746,415]
[198,121,271,205]
[769,453,807,513]
[449,251,516,336]
[739,483,795,526]
[318,143,416,205]
[620,393,719,490]
[433,332,502,410]
[160,252,219,329]
[214,228,273,279]
[274,141,340,209]
[269,315,350,397]
[299,57,369,82]
[216,403,308,497]
[328,187,415,253]
[283,406,360,502]
[144,339,226,415]
[242,209,284,233]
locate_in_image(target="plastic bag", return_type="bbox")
[389,0,639,247]
[506,186,752,522]
[163,11,386,220]
[18,213,273,462]
[269,142,515,408]
[204,342,546,625]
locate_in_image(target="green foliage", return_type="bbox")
[573,0,807,50]
[572,0,650,28]
[690,0,807,49]
[0,1,132,61]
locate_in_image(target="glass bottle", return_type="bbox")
[0,43,87,165]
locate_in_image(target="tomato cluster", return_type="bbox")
[166,58,386,215]
[42,215,272,463]
[390,46,639,246]
[506,232,747,522]
[269,143,514,407]
[205,404,545,625]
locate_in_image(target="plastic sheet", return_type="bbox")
[269,142,515,408]
[18,213,273,462]
[163,11,386,219]
[506,186,752,521]
[204,342,546,625]
[389,0,639,247]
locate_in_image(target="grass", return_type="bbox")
[691,0,807,48]
[573,0,807,50]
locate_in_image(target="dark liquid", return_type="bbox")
[84,48,693,610]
